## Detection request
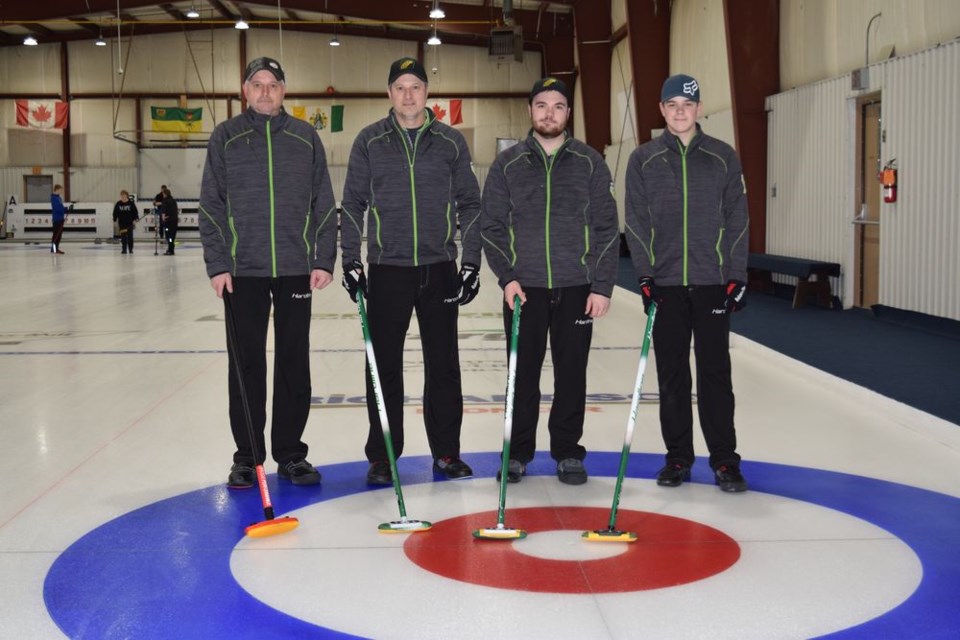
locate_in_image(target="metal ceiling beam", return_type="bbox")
[159,4,183,20]
[723,0,779,255]
[624,0,670,144]
[573,0,611,153]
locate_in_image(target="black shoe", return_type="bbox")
[432,456,473,480]
[278,459,321,485]
[656,462,691,487]
[496,459,526,483]
[557,458,588,485]
[366,460,393,486]
[714,464,748,493]
[227,462,255,489]
[121,250,127,254]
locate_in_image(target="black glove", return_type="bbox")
[724,279,747,313]
[342,260,367,302]
[447,263,480,306]
[637,276,658,314]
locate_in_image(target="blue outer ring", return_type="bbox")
[44,453,960,639]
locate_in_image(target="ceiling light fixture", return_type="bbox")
[429,1,445,20]
[23,35,39,46]
[427,29,441,46]
[235,19,249,30]
[95,35,107,46]
[330,36,340,46]
[186,7,200,19]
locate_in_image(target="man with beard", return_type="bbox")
[480,77,619,485]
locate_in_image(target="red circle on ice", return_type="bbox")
[403,506,740,593]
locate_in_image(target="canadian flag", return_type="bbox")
[16,100,69,129]
[429,99,463,126]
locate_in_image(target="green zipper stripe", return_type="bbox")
[679,141,688,286]
[393,116,431,267]
[266,120,277,277]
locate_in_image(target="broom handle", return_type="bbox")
[607,302,657,529]
[496,295,522,527]
[358,295,409,519]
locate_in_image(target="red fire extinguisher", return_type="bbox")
[880,160,897,203]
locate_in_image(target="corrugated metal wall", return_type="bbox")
[879,42,960,320]
[1,166,138,203]
[765,39,960,321]
[765,76,851,299]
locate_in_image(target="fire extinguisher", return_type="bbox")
[880,159,897,203]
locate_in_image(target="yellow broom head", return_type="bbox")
[378,519,432,533]
[472,527,527,540]
[244,516,300,538]
[582,529,637,542]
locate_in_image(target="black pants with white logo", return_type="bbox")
[503,284,593,464]
[652,284,739,469]
[364,261,463,462]
[226,275,313,465]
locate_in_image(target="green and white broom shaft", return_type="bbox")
[606,302,657,530]
[358,296,409,520]
[496,296,522,528]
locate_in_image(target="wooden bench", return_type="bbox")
[748,253,841,309]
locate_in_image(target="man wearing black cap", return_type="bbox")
[199,56,339,489]
[340,56,482,485]
[623,74,750,493]
[480,77,619,485]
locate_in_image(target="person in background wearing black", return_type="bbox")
[162,188,179,255]
[112,190,140,254]
[153,185,167,241]
[50,184,67,254]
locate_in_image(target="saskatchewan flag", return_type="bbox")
[151,107,203,133]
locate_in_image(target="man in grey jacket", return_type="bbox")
[340,57,482,485]
[481,77,620,485]
[624,74,750,492]
[199,57,338,489]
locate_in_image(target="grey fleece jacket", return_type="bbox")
[198,107,338,279]
[340,108,481,268]
[480,132,620,297]
[624,125,749,286]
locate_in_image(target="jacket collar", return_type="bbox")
[244,106,289,131]
[388,107,435,131]
[660,123,704,153]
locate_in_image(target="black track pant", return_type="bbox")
[503,284,593,464]
[165,222,178,253]
[363,262,463,462]
[226,275,313,465]
[119,225,134,252]
[653,285,739,469]
[51,221,64,251]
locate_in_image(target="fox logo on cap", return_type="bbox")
[683,79,699,97]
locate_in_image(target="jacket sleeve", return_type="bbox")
[198,126,233,278]
[132,203,139,220]
[722,151,749,282]
[340,134,369,267]
[623,150,654,279]
[112,202,120,222]
[310,137,338,273]
[480,158,517,288]
[454,139,482,266]
[588,157,620,297]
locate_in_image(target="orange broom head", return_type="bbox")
[244,516,300,538]
[472,527,527,540]
[582,529,637,542]
[378,519,432,533]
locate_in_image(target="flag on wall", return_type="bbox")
[15,100,69,129]
[330,105,344,132]
[151,107,203,133]
[429,99,463,125]
[292,105,308,121]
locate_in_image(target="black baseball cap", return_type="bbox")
[661,74,700,102]
[244,57,285,83]
[529,77,570,105]
[388,57,428,85]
